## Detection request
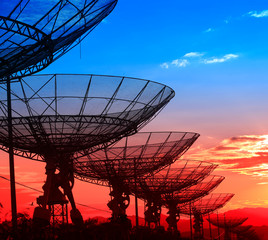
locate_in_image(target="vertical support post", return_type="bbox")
[66,204,68,224]
[134,158,139,228]
[62,204,64,224]
[144,200,146,226]
[189,203,193,240]
[217,211,220,240]
[135,196,139,227]
[7,79,18,236]
[201,214,204,239]
[208,214,213,240]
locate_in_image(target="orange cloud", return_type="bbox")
[189,134,268,179]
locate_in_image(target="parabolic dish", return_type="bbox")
[179,193,234,216]
[74,131,200,185]
[0,0,118,80]
[162,175,225,206]
[0,74,174,162]
[231,225,253,234]
[128,160,217,200]
[207,216,248,229]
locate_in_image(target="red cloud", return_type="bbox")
[189,134,268,178]
[229,136,265,143]
[213,146,239,151]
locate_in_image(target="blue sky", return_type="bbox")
[42,0,268,143]
[44,0,268,70]
[44,0,268,78]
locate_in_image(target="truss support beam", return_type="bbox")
[7,79,18,236]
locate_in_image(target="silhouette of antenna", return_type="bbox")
[179,193,234,239]
[128,161,217,228]
[162,175,225,234]
[1,0,118,231]
[74,132,200,223]
[0,74,174,226]
[207,214,248,240]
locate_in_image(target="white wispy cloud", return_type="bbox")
[184,52,204,58]
[160,59,189,69]
[203,54,239,64]
[160,62,169,69]
[204,28,214,33]
[248,10,268,18]
[160,53,239,69]
[171,59,189,67]
[160,63,169,69]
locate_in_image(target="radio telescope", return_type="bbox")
[0,0,118,230]
[74,131,200,222]
[179,193,234,239]
[162,175,225,233]
[0,74,174,225]
[128,161,217,228]
[231,225,259,240]
[207,215,248,240]
[179,193,234,216]
[0,0,118,80]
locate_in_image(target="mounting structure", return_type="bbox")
[162,175,225,234]
[207,215,248,240]
[0,74,174,225]
[231,225,259,240]
[39,184,69,226]
[179,193,234,239]
[0,0,118,231]
[128,161,217,228]
[74,131,200,223]
[179,193,234,216]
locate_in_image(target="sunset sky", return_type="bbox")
[1,0,268,220]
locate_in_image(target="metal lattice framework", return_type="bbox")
[207,216,248,229]
[1,1,118,228]
[74,131,199,222]
[0,74,174,225]
[178,193,234,239]
[74,131,200,185]
[207,215,248,240]
[179,193,234,216]
[129,161,217,199]
[162,176,225,234]
[0,0,118,80]
[232,225,252,234]
[127,161,217,228]
[231,226,259,240]
[0,74,175,161]
[163,175,225,207]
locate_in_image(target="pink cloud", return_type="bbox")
[189,134,268,178]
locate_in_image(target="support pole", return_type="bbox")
[134,158,139,228]
[217,211,220,240]
[201,214,204,239]
[135,195,139,227]
[208,214,213,240]
[189,203,193,240]
[144,200,146,227]
[7,79,18,236]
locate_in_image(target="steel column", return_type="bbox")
[7,79,18,236]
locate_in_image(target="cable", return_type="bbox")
[0,175,43,193]
[0,175,111,213]
[76,203,110,213]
